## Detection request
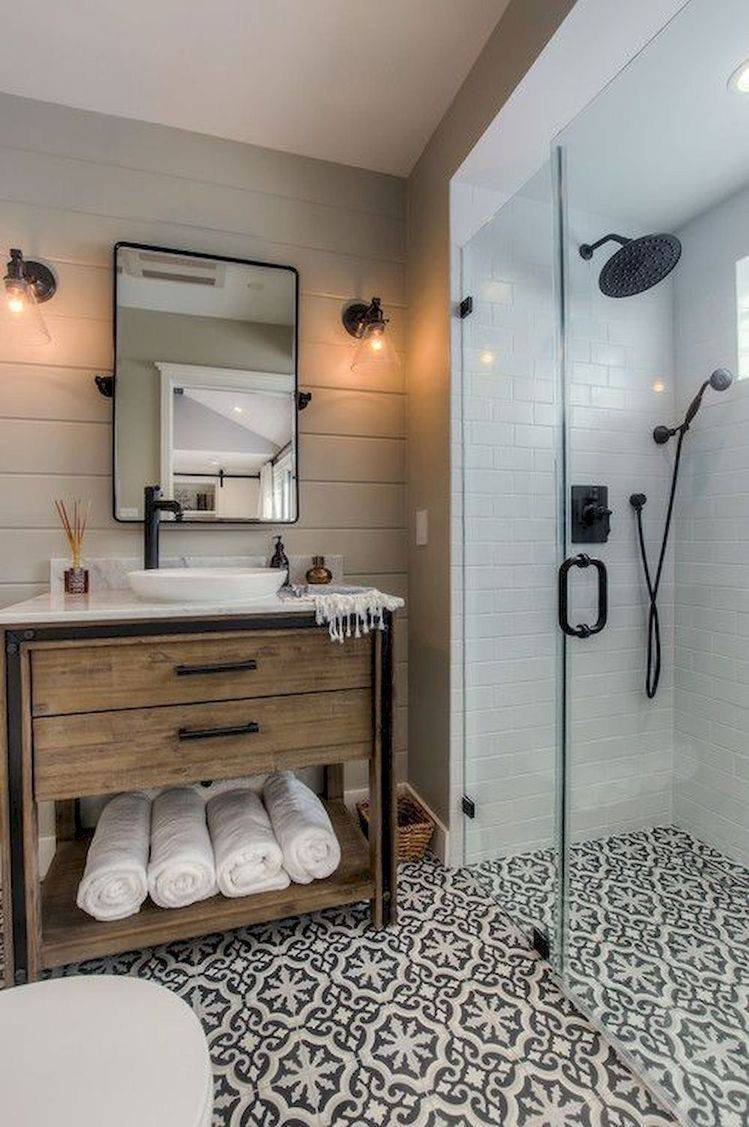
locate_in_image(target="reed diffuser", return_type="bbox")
[54,498,91,594]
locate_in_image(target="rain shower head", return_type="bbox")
[579,232,682,297]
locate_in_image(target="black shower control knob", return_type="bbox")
[582,502,611,526]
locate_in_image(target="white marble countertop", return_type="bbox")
[0,588,325,626]
[0,557,403,627]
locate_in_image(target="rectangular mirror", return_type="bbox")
[113,242,299,523]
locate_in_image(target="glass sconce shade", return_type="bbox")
[351,318,400,371]
[2,248,56,346]
[342,296,400,373]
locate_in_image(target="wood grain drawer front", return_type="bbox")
[31,630,372,716]
[33,688,372,800]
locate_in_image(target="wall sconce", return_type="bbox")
[342,296,399,371]
[3,247,57,346]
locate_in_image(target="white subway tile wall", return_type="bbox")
[673,186,749,867]
[566,208,676,846]
[459,175,560,864]
[457,177,678,864]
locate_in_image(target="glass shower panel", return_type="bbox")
[556,0,749,1121]
[460,161,566,956]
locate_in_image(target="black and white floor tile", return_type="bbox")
[54,856,675,1126]
[472,826,749,1127]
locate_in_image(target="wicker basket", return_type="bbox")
[356,791,434,863]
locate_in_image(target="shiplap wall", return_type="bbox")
[0,92,408,780]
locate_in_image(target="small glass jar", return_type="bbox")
[64,566,89,595]
[306,555,333,585]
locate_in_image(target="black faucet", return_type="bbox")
[143,485,183,569]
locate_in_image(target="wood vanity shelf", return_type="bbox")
[1,608,396,986]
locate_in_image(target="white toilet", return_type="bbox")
[0,975,213,1126]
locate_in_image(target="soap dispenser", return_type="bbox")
[269,535,289,573]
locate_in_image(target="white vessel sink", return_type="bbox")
[127,567,287,604]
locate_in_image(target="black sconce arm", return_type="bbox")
[94,374,114,398]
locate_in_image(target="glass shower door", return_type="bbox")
[459,158,568,963]
[556,3,749,1121]
[462,3,749,1121]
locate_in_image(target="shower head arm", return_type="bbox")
[579,233,630,260]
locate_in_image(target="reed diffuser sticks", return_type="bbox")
[55,498,91,593]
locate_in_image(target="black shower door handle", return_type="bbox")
[558,554,608,638]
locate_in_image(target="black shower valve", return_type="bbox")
[571,485,612,544]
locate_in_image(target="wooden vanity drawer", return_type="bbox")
[31,630,372,716]
[33,687,372,800]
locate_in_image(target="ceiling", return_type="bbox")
[559,0,749,231]
[185,388,291,448]
[175,388,290,475]
[0,0,510,176]
[118,249,295,324]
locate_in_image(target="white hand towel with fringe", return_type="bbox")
[263,770,341,884]
[148,787,217,908]
[76,791,151,921]
[282,585,404,643]
[206,787,289,897]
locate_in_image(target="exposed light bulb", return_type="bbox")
[232,405,243,413]
[345,297,400,372]
[652,380,666,394]
[481,351,494,365]
[2,249,55,345]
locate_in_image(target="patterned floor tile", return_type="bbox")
[40,855,676,1126]
[475,825,749,1126]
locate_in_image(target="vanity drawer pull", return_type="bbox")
[177,721,261,741]
[174,658,258,677]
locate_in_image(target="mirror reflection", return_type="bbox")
[114,244,298,522]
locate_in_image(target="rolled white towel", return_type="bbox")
[76,791,151,921]
[262,771,341,884]
[207,788,289,897]
[148,787,217,909]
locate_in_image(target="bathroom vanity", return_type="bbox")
[0,593,396,986]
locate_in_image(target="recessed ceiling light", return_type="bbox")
[233,405,243,413]
[728,58,749,93]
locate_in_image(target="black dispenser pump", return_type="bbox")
[269,535,289,571]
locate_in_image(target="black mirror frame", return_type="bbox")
[111,240,300,526]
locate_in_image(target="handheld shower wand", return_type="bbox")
[631,369,733,698]
[653,368,733,444]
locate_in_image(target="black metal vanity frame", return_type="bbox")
[111,240,301,526]
[4,611,395,985]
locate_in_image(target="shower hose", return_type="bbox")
[632,427,685,699]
